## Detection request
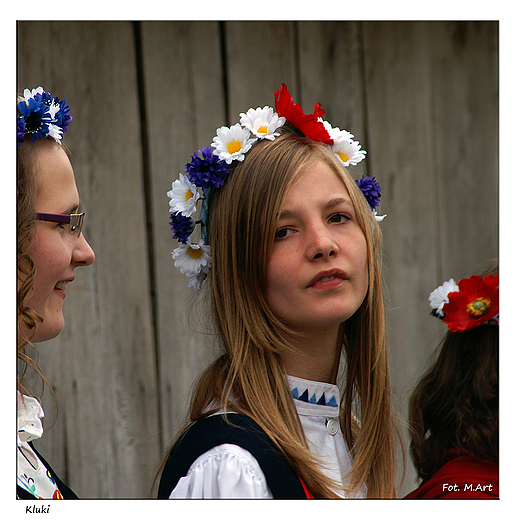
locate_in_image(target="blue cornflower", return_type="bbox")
[17,117,26,145]
[185,146,231,189]
[355,175,381,210]
[53,97,73,131]
[17,98,52,142]
[170,212,195,243]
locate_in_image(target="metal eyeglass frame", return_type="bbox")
[36,212,85,237]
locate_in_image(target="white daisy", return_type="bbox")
[322,120,354,143]
[429,278,459,317]
[172,238,211,277]
[331,139,367,167]
[239,106,286,140]
[211,124,256,164]
[167,174,200,217]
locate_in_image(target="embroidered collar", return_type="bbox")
[288,375,340,410]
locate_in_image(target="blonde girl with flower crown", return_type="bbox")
[157,84,398,499]
[17,87,95,499]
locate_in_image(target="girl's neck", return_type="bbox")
[281,325,342,385]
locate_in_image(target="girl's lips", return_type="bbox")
[53,287,67,299]
[53,279,71,298]
[307,269,347,289]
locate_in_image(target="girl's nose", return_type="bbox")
[306,224,339,261]
[73,234,95,266]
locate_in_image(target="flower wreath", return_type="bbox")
[17,86,72,146]
[428,274,499,332]
[168,83,385,292]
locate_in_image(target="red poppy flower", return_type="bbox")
[274,83,334,145]
[443,274,499,332]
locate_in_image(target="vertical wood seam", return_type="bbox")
[132,20,163,451]
[218,21,230,126]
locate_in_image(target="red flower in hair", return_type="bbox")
[443,274,499,332]
[274,83,334,145]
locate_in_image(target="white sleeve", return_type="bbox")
[168,444,274,499]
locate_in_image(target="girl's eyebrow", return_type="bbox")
[326,197,352,209]
[62,203,80,215]
[279,197,352,220]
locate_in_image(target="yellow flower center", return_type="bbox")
[227,141,243,155]
[336,152,349,162]
[185,189,194,202]
[257,125,268,134]
[466,297,491,317]
[187,246,204,260]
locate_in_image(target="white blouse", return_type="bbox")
[170,375,365,499]
[17,392,61,499]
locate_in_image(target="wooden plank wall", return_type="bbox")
[17,21,498,498]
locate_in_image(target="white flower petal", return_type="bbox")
[322,120,354,143]
[211,123,257,163]
[167,173,200,217]
[239,106,286,140]
[23,86,44,101]
[47,124,63,143]
[331,139,366,167]
[172,239,211,277]
[428,278,459,317]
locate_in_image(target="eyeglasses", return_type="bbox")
[36,212,85,237]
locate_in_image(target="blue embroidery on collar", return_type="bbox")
[291,386,338,407]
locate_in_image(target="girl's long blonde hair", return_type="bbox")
[163,134,397,498]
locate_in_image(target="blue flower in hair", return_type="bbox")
[355,174,381,210]
[17,97,52,142]
[169,212,195,243]
[185,146,231,189]
[52,97,73,132]
[17,117,26,145]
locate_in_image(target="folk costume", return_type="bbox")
[158,376,364,499]
[405,449,498,499]
[163,84,386,499]
[17,393,78,499]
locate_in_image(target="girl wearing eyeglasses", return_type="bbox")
[17,87,95,499]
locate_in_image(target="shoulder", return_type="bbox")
[170,443,272,499]
[158,413,308,499]
[405,454,498,499]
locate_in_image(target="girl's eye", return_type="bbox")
[329,213,350,224]
[274,228,293,240]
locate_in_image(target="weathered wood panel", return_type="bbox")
[16,20,498,498]
[225,21,298,115]
[362,21,498,493]
[297,21,367,141]
[140,20,226,450]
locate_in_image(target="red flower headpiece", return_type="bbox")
[274,83,334,145]
[442,274,499,332]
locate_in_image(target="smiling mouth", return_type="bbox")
[55,281,69,291]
